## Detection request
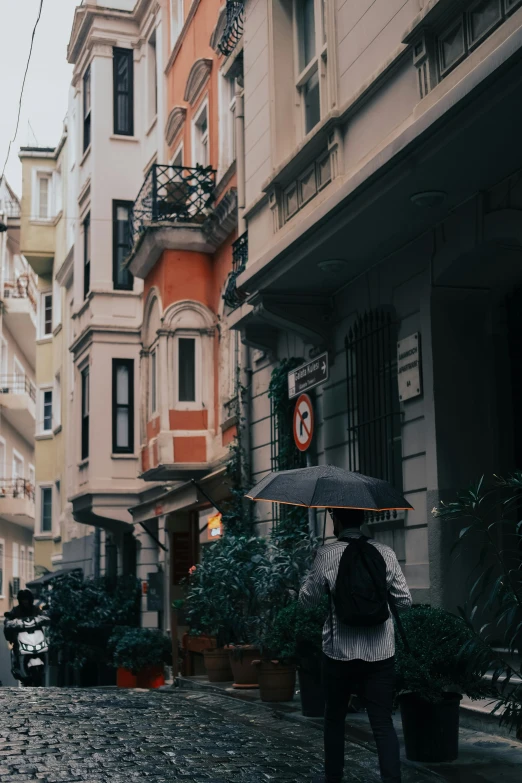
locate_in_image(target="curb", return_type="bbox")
[175,676,445,781]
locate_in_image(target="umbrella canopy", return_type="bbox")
[246,465,413,511]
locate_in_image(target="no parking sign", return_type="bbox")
[293,394,314,452]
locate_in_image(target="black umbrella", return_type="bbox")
[245,465,413,511]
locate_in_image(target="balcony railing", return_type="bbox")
[0,375,37,401]
[129,164,216,248]
[2,274,37,313]
[3,200,21,219]
[223,232,248,310]
[218,1,244,57]
[0,478,35,503]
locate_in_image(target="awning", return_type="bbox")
[26,567,83,589]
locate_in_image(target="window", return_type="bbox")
[113,48,134,136]
[41,487,52,533]
[27,548,34,583]
[177,337,197,403]
[219,75,237,176]
[40,292,53,337]
[0,540,4,596]
[112,359,134,454]
[83,65,91,152]
[83,214,90,300]
[20,546,25,586]
[37,174,51,219]
[113,201,133,290]
[148,32,158,123]
[150,349,158,415]
[12,451,24,483]
[28,464,35,490]
[81,367,90,460]
[295,0,328,136]
[41,389,53,432]
[170,0,184,47]
[12,543,19,580]
[193,102,209,167]
[13,358,25,393]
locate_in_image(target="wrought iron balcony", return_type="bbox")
[2,274,37,313]
[0,375,37,401]
[130,164,216,248]
[0,478,35,503]
[223,232,248,310]
[218,1,244,57]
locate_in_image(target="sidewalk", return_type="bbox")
[175,676,522,783]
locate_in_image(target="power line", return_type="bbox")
[1,0,45,181]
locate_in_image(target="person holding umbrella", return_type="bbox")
[247,465,413,783]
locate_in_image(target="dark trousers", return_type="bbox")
[322,653,401,783]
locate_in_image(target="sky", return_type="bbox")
[0,0,77,197]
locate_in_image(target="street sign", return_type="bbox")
[397,333,422,401]
[293,394,314,452]
[288,353,329,399]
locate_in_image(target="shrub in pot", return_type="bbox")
[178,535,268,686]
[109,626,172,689]
[395,605,491,762]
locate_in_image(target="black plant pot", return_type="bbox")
[298,664,325,717]
[400,692,462,762]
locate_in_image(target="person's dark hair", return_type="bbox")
[17,589,34,604]
[331,508,365,528]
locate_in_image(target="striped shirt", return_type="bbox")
[299,531,412,662]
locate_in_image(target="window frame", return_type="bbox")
[35,172,53,221]
[12,542,19,580]
[293,0,328,138]
[53,277,62,329]
[170,0,184,48]
[113,48,134,137]
[192,98,209,168]
[83,65,92,153]
[112,358,134,455]
[27,547,34,583]
[53,372,62,430]
[112,200,134,291]
[40,386,53,434]
[81,366,90,460]
[174,333,202,409]
[40,485,53,534]
[39,291,53,338]
[83,213,91,300]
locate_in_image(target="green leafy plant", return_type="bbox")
[41,573,141,670]
[108,626,172,674]
[395,605,492,704]
[261,598,328,665]
[179,534,268,648]
[434,473,522,733]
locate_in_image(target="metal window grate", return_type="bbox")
[223,232,248,310]
[345,310,403,509]
[218,1,244,57]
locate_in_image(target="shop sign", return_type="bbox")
[397,333,422,401]
[207,511,223,541]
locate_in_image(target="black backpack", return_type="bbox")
[331,535,390,627]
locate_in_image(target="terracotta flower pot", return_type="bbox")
[136,665,165,689]
[254,660,296,703]
[226,645,260,688]
[117,667,138,688]
[203,648,233,682]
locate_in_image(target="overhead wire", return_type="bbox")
[1,0,45,181]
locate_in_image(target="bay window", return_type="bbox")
[295,0,328,136]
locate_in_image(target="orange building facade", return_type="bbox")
[126,0,246,639]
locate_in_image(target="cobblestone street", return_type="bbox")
[0,687,435,783]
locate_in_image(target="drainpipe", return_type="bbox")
[235,82,246,234]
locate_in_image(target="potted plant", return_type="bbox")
[395,605,491,762]
[109,626,172,689]
[180,535,268,687]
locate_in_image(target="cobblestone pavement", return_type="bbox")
[0,687,437,783]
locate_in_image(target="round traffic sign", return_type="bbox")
[293,394,314,452]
